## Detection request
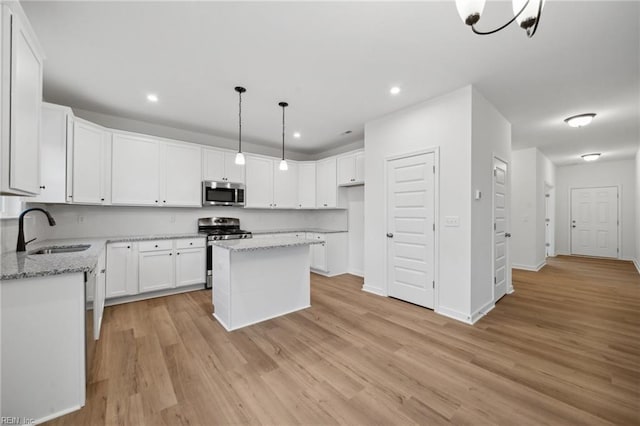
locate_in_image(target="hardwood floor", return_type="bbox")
[46,256,640,425]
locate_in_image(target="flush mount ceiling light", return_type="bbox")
[564,113,596,128]
[455,0,544,38]
[146,93,158,102]
[390,86,401,95]
[581,153,601,162]
[278,101,289,171]
[234,86,246,165]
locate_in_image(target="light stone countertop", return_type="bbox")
[212,237,323,252]
[0,233,206,281]
[250,228,347,235]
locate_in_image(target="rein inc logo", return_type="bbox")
[1,417,35,425]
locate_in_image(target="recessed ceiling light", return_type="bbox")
[390,86,401,95]
[146,94,158,103]
[581,153,601,162]
[293,132,301,139]
[565,113,596,128]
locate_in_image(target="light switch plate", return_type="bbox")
[444,216,460,227]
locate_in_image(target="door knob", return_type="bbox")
[386,233,394,238]
[505,233,511,238]
[572,225,576,228]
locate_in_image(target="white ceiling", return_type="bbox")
[22,1,640,165]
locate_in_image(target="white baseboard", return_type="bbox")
[512,261,546,272]
[102,283,204,308]
[362,284,385,297]
[634,259,640,274]
[348,268,364,277]
[435,306,473,325]
[470,300,495,324]
[36,404,83,424]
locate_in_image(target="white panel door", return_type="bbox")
[163,142,202,206]
[111,133,160,205]
[493,158,508,302]
[105,242,138,298]
[273,161,298,208]
[386,153,435,309]
[94,250,106,340]
[175,248,206,287]
[139,251,175,292]
[571,187,618,258]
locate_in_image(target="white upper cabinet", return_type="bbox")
[297,162,316,209]
[70,119,111,205]
[111,133,160,206]
[316,157,337,208]
[202,148,244,183]
[162,142,202,207]
[0,3,44,196]
[31,103,72,203]
[337,150,365,186]
[273,161,298,209]
[112,132,201,207]
[245,155,274,208]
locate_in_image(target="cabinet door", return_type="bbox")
[273,161,298,209]
[175,247,206,287]
[105,242,138,298]
[224,152,245,183]
[297,162,316,208]
[72,121,108,204]
[354,151,365,183]
[337,155,354,186]
[316,158,337,208]
[245,156,274,208]
[94,250,106,340]
[6,11,42,195]
[32,104,69,203]
[310,234,327,272]
[111,133,160,205]
[202,148,225,181]
[163,142,201,207]
[139,250,175,292]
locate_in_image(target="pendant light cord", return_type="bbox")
[282,105,285,160]
[238,90,242,153]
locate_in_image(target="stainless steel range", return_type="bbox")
[198,217,252,288]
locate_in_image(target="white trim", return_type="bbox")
[512,261,546,272]
[34,404,83,425]
[348,268,364,277]
[383,147,440,310]
[214,304,311,331]
[101,283,203,307]
[362,284,386,297]
[470,301,495,324]
[633,259,640,274]
[435,306,473,325]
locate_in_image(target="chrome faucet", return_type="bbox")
[16,207,56,252]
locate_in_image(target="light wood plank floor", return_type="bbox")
[46,256,640,425]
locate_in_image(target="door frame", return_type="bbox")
[383,147,440,311]
[492,154,513,299]
[568,185,621,259]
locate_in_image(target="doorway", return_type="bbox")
[493,157,509,302]
[570,186,619,258]
[386,152,436,309]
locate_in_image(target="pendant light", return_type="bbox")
[234,86,246,165]
[455,0,545,38]
[278,101,288,171]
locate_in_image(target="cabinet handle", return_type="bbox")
[163,200,166,203]
[39,185,46,189]
[177,252,180,255]
[101,198,105,201]
[155,244,158,248]
[324,203,328,207]
[170,253,172,256]
[155,200,158,203]
[127,245,130,249]
[189,242,193,245]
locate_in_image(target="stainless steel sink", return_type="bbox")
[29,244,91,255]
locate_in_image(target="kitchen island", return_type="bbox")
[211,237,322,331]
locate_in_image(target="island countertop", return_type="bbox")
[212,237,323,252]
[250,228,347,235]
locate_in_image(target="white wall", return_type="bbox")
[12,204,347,243]
[511,148,538,268]
[469,89,511,318]
[635,148,640,271]
[364,86,473,319]
[556,159,636,260]
[345,186,364,276]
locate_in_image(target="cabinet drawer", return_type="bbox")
[139,240,173,252]
[176,238,205,249]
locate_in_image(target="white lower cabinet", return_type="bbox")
[105,242,138,298]
[176,238,206,287]
[105,237,205,300]
[306,232,348,276]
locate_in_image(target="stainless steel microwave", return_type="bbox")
[202,181,245,207]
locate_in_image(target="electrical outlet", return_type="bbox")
[77,215,85,224]
[444,216,459,227]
